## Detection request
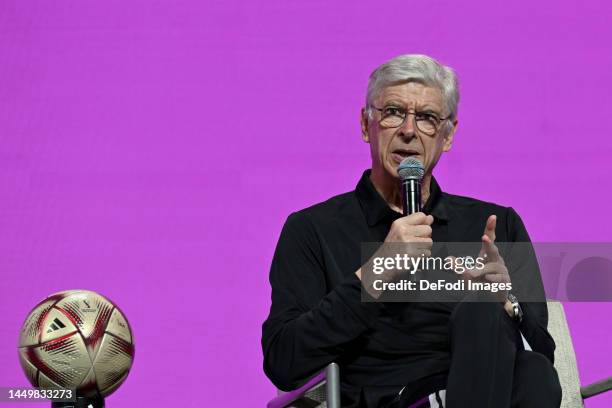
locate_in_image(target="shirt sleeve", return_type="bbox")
[261,212,384,391]
[506,207,556,364]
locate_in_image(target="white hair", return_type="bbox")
[365,54,460,131]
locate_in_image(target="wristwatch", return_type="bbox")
[507,293,523,323]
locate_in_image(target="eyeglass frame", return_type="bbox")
[369,105,453,136]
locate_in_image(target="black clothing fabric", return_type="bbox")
[262,170,556,407]
[385,300,561,408]
[444,299,560,408]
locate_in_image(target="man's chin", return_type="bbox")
[383,164,400,180]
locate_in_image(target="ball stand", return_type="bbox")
[52,396,105,408]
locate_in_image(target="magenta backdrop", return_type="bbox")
[1,1,611,407]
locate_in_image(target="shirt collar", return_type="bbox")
[355,169,451,226]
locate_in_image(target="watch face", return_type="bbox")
[507,293,522,321]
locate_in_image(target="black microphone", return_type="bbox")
[398,158,425,216]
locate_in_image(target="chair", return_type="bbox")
[267,301,612,408]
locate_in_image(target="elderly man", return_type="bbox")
[262,54,561,408]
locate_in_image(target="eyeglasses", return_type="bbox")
[370,105,451,136]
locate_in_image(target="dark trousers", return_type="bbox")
[389,301,562,408]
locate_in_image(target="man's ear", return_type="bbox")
[361,107,370,143]
[442,120,458,152]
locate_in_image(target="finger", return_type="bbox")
[395,240,432,256]
[478,215,497,257]
[410,239,433,253]
[472,262,507,279]
[483,272,510,283]
[483,215,497,242]
[412,225,432,238]
[462,267,477,280]
[482,234,502,264]
[402,212,428,225]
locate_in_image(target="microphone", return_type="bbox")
[398,158,425,216]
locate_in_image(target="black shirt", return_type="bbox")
[262,170,555,407]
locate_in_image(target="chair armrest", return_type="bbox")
[267,363,340,408]
[581,376,612,399]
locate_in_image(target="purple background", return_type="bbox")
[0,1,611,406]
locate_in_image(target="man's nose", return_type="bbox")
[398,113,417,139]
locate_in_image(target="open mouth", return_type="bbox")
[391,149,420,163]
